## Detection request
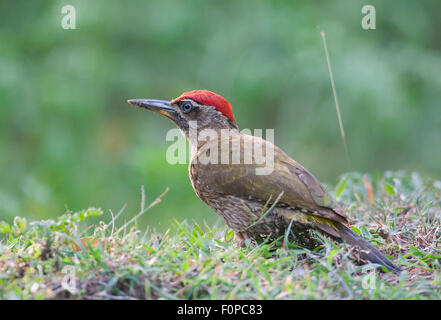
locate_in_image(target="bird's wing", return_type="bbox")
[192,134,347,223]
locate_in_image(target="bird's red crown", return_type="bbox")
[172,90,236,124]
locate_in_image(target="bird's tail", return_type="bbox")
[310,217,401,272]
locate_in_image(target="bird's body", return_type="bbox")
[128,89,401,272]
[189,133,345,237]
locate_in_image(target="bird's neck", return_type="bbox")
[185,125,242,158]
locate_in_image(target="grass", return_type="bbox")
[0,171,440,300]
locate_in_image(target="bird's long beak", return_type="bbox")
[127,99,176,119]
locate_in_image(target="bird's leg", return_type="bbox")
[234,231,250,248]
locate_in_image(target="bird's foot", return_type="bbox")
[234,231,250,248]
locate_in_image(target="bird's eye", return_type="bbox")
[180,101,194,113]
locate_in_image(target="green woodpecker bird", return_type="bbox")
[128,90,401,272]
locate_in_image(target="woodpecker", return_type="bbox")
[128,90,401,272]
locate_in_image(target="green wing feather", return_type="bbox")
[192,134,347,223]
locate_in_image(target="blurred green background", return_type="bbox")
[1,0,440,229]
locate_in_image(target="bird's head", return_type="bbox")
[127,90,238,139]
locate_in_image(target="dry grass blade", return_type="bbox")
[244,191,284,231]
[114,187,169,236]
[363,175,374,206]
[108,203,127,235]
[320,30,351,169]
[140,185,146,212]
